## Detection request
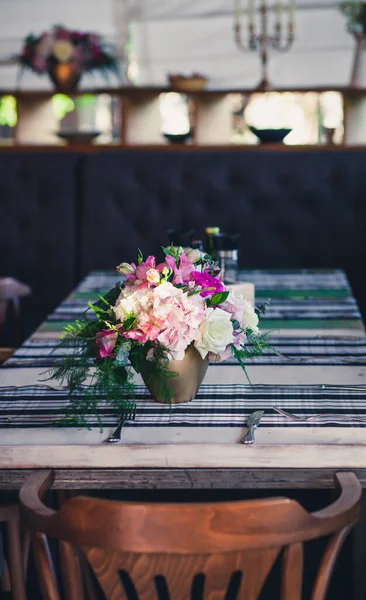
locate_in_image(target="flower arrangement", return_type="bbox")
[340,1,366,35]
[48,246,268,425]
[18,25,118,77]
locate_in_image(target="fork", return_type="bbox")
[103,404,136,443]
[272,406,366,423]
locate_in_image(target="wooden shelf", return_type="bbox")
[2,85,366,97]
[1,144,366,154]
[1,85,365,147]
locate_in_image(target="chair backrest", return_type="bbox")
[20,470,361,600]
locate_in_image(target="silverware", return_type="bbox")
[241,410,264,444]
[233,384,366,392]
[103,404,136,443]
[317,384,366,391]
[273,406,366,423]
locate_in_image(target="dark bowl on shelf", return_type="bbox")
[56,130,101,145]
[163,131,192,145]
[249,126,292,144]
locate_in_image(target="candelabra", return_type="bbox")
[234,0,295,90]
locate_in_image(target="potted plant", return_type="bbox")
[340,1,366,34]
[18,25,119,92]
[340,1,366,85]
[46,246,269,425]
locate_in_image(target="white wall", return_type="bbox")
[0,0,357,90]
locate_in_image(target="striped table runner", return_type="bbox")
[1,269,366,430]
[0,384,365,429]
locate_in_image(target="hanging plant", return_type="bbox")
[340,1,366,36]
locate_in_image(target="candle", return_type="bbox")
[276,2,283,27]
[234,0,241,25]
[248,0,255,27]
[289,0,295,26]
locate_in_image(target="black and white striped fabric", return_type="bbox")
[1,269,366,430]
[0,384,365,428]
[5,335,366,368]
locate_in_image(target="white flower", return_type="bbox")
[186,248,203,263]
[36,34,54,58]
[195,307,234,360]
[113,287,151,323]
[116,262,135,275]
[242,299,259,335]
[52,40,74,63]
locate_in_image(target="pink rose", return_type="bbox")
[96,330,117,358]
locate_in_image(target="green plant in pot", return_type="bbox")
[340,1,366,85]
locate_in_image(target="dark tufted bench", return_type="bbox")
[79,150,366,315]
[0,152,80,338]
[1,148,366,337]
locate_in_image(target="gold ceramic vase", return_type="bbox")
[48,63,82,93]
[141,344,209,404]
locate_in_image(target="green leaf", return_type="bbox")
[209,291,229,306]
[122,315,137,331]
[93,284,123,311]
[88,301,109,319]
[137,248,144,264]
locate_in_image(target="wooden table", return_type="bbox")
[1,268,366,599]
[0,269,365,491]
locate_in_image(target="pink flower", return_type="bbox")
[157,326,190,360]
[190,271,225,298]
[135,256,165,285]
[165,253,195,285]
[118,256,166,288]
[35,57,48,72]
[122,329,148,343]
[96,330,118,358]
[54,28,70,40]
[221,291,245,323]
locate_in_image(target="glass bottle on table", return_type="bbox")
[217,234,240,283]
[205,226,220,260]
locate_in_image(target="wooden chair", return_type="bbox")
[0,347,15,365]
[0,503,26,600]
[19,469,361,600]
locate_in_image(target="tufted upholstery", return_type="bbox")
[1,148,366,338]
[0,153,80,338]
[79,150,366,315]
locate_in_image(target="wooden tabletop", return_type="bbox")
[0,269,365,489]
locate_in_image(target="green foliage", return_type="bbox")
[92,283,123,311]
[208,291,229,306]
[45,281,177,426]
[52,94,75,121]
[340,1,364,32]
[0,96,17,128]
[75,94,96,110]
[137,248,144,265]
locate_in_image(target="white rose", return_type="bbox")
[52,40,74,63]
[195,307,234,360]
[242,299,259,335]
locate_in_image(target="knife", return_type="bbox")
[241,410,264,445]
